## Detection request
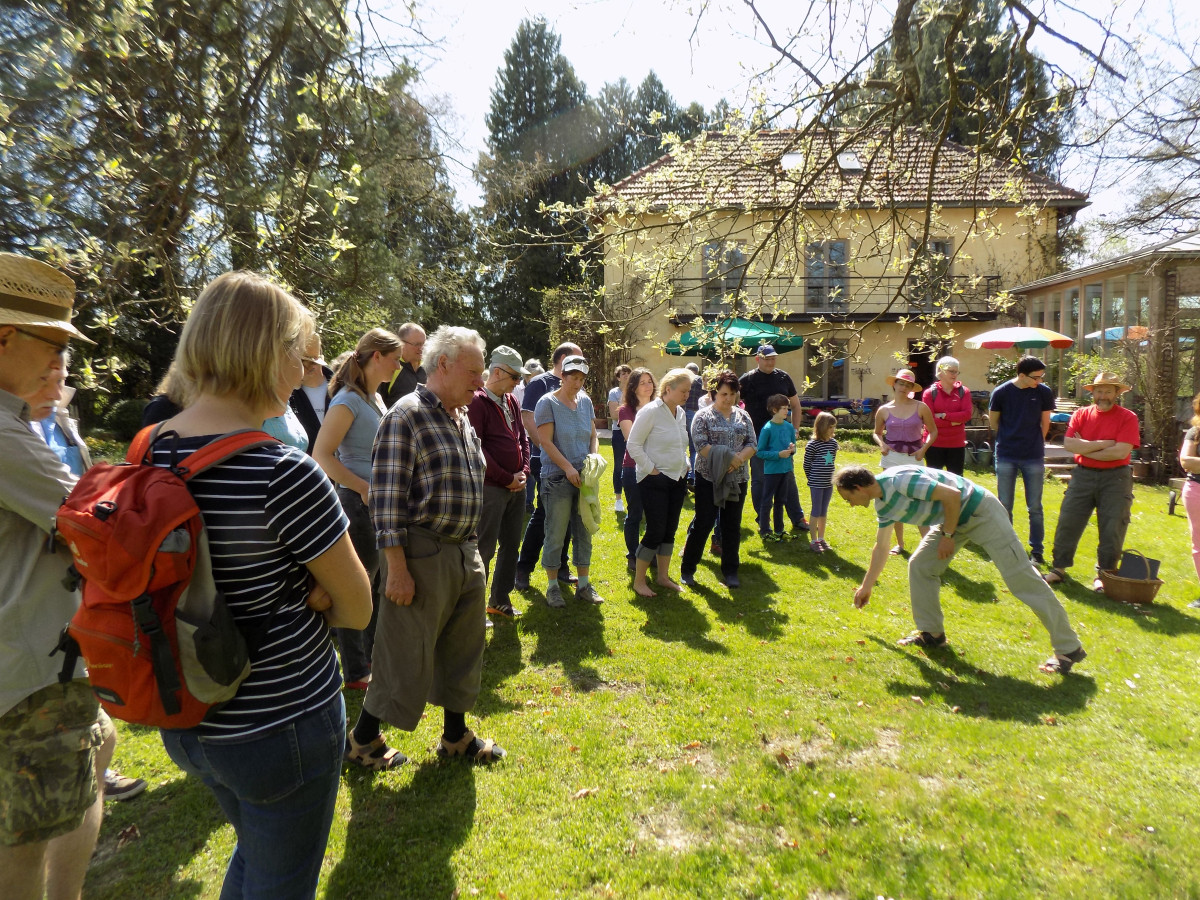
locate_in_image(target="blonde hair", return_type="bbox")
[814,411,837,440]
[330,328,401,401]
[175,271,313,412]
[153,360,192,407]
[659,367,694,397]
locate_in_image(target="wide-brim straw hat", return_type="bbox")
[0,253,92,343]
[886,369,922,393]
[1082,371,1131,393]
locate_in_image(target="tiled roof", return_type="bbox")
[600,127,1088,212]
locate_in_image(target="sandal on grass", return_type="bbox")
[898,631,947,648]
[1038,646,1087,675]
[889,545,904,556]
[1042,568,1066,585]
[436,728,506,763]
[345,734,408,771]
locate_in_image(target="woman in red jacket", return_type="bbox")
[922,356,974,475]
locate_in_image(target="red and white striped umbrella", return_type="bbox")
[963,326,1074,350]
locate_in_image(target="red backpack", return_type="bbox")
[55,425,278,728]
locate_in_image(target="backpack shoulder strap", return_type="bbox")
[177,430,280,481]
[127,423,165,464]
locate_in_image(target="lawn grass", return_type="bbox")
[84,450,1200,899]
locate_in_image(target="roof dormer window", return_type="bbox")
[836,150,863,172]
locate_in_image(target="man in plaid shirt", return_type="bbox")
[345,325,507,769]
[835,464,1086,676]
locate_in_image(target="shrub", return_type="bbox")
[104,397,147,441]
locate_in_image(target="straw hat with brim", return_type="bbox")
[1082,372,1132,393]
[0,253,92,343]
[886,370,922,393]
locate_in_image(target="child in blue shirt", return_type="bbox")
[756,394,803,540]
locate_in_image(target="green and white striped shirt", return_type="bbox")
[875,466,985,528]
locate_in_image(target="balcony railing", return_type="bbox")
[669,274,1002,318]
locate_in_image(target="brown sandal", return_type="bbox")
[436,728,506,763]
[1042,568,1066,585]
[345,734,407,771]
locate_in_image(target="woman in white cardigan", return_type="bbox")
[627,368,693,596]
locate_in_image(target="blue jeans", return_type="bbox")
[758,471,801,534]
[541,472,592,570]
[995,457,1046,555]
[621,466,644,561]
[161,694,346,900]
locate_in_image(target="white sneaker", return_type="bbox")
[614,498,624,513]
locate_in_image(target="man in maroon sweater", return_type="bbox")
[467,345,531,619]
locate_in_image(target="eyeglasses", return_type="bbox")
[401,339,425,350]
[1029,373,1046,380]
[13,327,69,355]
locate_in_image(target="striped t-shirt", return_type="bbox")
[802,438,839,488]
[151,436,348,740]
[875,465,985,529]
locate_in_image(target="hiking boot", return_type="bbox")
[545,583,566,608]
[575,583,604,605]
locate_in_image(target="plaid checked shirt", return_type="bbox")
[370,384,486,547]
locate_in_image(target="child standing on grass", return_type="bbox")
[756,394,802,541]
[803,411,839,552]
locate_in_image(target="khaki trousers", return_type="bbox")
[907,493,1082,656]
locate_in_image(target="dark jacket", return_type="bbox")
[466,388,530,489]
[288,367,333,455]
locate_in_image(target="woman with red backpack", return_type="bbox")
[153,272,371,899]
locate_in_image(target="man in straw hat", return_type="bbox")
[1043,372,1141,591]
[0,252,115,898]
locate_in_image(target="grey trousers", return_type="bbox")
[908,493,1082,656]
[477,484,526,606]
[364,530,487,731]
[1051,464,1134,573]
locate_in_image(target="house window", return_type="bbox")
[805,240,848,311]
[908,239,953,310]
[808,339,848,399]
[702,242,748,311]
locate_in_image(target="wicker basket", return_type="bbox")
[1098,551,1163,605]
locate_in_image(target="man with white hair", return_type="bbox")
[346,326,505,768]
[0,252,115,899]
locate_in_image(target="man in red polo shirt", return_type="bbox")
[1043,372,1140,591]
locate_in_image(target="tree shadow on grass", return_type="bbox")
[86,772,225,900]
[795,548,866,584]
[870,637,1098,724]
[1052,579,1200,637]
[693,567,789,641]
[631,585,730,653]
[327,760,476,900]
[520,589,610,690]
[477,619,524,716]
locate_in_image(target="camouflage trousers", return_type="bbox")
[0,680,108,846]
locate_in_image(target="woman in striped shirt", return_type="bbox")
[154,271,371,899]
